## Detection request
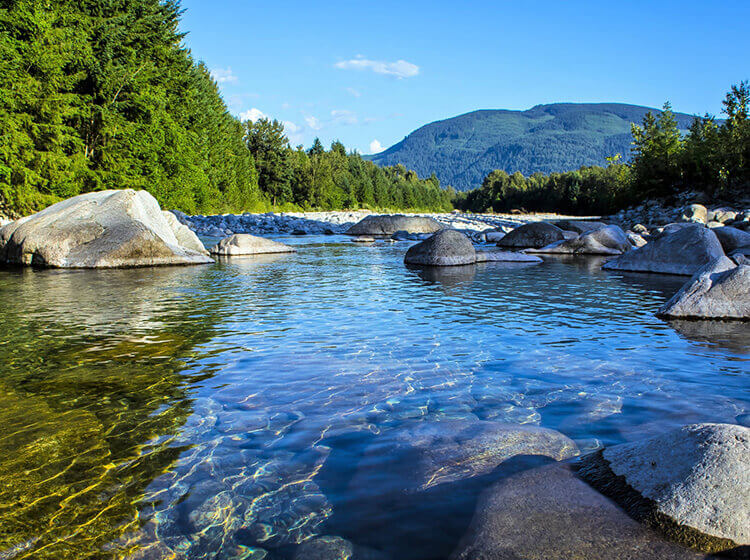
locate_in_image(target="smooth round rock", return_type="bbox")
[346,215,443,236]
[602,224,725,275]
[497,222,565,249]
[209,234,296,256]
[657,256,749,319]
[553,220,608,234]
[404,229,476,266]
[579,423,750,553]
[528,225,631,255]
[0,190,212,268]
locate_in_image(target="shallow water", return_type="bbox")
[0,236,747,559]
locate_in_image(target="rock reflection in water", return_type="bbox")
[667,319,750,354]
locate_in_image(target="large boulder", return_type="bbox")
[209,234,296,256]
[713,226,750,255]
[553,220,608,234]
[451,464,704,560]
[578,423,750,554]
[602,224,725,275]
[404,229,476,266]
[346,214,443,236]
[497,222,566,248]
[0,190,212,268]
[656,256,749,320]
[528,225,631,255]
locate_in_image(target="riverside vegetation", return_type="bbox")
[0,0,452,218]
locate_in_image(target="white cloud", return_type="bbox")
[369,139,384,153]
[335,56,419,79]
[346,87,362,97]
[283,121,304,145]
[331,109,358,125]
[239,108,267,123]
[210,67,238,84]
[304,116,322,130]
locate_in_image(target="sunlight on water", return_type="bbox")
[0,237,747,559]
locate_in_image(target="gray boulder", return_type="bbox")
[657,256,749,320]
[602,224,725,275]
[0,189,212,268]
[713,226,750,254]
[209,233,296,256]
[553,220,607,234]
[483,230,506,243]
[497,222,565,248]
[579,423,750,554]
[681,203,708,224]
[404,229,476,266]
[346,214,443,236]
[528,225,631,255]
[451,464,704,560]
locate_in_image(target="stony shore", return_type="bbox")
[172,209,602,238]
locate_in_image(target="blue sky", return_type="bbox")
[180,0,749,154]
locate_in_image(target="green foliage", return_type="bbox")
[459,83,749,215]
[370,103,696,191]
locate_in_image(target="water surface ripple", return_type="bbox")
[0,236,747,559]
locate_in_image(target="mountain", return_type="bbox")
[368,103,698,191]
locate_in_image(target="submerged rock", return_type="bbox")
[656,256,749,320]
[451,464,705,560]
[602,224,725,275]
[210,234,296,256]
[528,225,631,255]
[346,215,443,236]
[293,536,390,560]
[474,249,543,263]
[497,222,566,249]
[0,189,212,268]
[578,423,750,554]
[404,229,476,266]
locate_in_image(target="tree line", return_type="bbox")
[0,0,452,218]
[455,82,750,215]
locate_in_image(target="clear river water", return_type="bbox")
[0,234,748,559]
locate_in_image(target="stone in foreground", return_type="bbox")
[578,423,750,554]
[656,256,749,320]
[405,229,476,266]
[602,224,725,275]
[0,189,212,268]
[346,214,443,236]
[451,463,705,560]
[497,222,565,248]
[209,233,296,256]
[528,225,631,255]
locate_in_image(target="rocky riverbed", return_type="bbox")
[171,209,602,238]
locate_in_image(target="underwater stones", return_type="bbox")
[0,190,213,267]
[528,225,631,256]
[657,256,750,320]
[355,419,578,494]
[450,464,705,560]
[578,423,750,554]
[713,226,750,255]
[404,229,476,266]
[497,222,566,249]
[210,234,296,256]
[346,214,443,236]
[602,224,725,275]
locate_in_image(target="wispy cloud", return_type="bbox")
[210,67,238,84]
[335,56,419,79]
[283,121,304,145]
[304,116,322,130]
[346,87,362,97]
[369,139,384,153]
[239,108,266,122]
[330,109,358,125]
